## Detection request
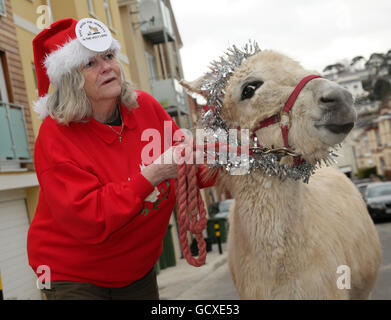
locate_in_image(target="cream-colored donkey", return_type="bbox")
[182,49,382,299]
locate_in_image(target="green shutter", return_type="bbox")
[0,106,14,158]
[0,0,6,17]
[9,107,30,159]
[0,105,31,160]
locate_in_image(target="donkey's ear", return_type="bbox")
[180,75,210,97]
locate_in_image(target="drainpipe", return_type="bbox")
[159,44,168,80]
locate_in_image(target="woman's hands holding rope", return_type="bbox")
[140,134,209,267]
[141,135,202,186]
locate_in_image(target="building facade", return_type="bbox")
[323,58,391,178]
[352,98,391,177]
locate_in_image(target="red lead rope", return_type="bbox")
[174,141,256,267]
[175,162,208,267]
[174,142,237,267]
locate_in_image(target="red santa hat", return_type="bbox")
[33,18,121,119]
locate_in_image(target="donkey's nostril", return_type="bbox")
[320,96,336,104]
[318,90,344,108]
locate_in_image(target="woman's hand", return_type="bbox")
[140,144,190,186]
[140,148,178,186]
[140,135,204,187]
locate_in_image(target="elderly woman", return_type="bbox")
[27,18,213,300]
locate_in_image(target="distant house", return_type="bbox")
[323,53,391,178]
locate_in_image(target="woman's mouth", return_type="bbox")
[102,77,116,85]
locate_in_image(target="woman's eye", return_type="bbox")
[85,60,95,68]
[241,80,264,100]
[105,53,114,60]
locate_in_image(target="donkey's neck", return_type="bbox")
[231,173,308,254]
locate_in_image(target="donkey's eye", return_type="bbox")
[241,81,264,100]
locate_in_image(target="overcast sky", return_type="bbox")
[170,0,391,81]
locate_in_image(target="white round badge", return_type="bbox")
[75,18,113,52]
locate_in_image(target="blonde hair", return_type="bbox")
[46,61,138,125]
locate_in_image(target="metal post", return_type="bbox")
[158,0,176,79]
[173,39,184,79]
[214,223,223,254]
[158,44,168,79]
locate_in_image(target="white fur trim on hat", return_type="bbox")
[33,94,51,120]
[44,38,121,86]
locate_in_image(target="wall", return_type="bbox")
[119,3,151,92]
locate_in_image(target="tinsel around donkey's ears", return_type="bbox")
[201,41,261,110]
[180,40,262,104]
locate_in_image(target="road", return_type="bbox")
[372,220,391,299]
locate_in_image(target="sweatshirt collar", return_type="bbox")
[86,103,137,144]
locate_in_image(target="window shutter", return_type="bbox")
[9,107,30,159]
[0,105,14,158]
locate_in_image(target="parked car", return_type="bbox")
[214,199,234,219]
[356,182,370,199]
[366,182,391,221]
[352,178,372,185]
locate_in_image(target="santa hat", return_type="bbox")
[33,18,121,119]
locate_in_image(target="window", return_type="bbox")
[375,130,382,148]
[364,137,370,155]
[0,56,8,103]
[0,0,6,17]
[87,0,96,18]
[0,53,31,165]
[104,0,114,32]
[146,51,158,81]
[380,158,386,174]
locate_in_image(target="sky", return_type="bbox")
[170,0,391,81]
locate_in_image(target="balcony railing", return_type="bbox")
[138,0,174,44]
[0,101,32,165]
[151,78,189,115]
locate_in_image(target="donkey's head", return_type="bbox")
[183,49,356,164]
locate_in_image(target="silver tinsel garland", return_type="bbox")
[201,41,261,109]
[198,42,338,183]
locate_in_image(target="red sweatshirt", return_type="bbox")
[27,90,215,288]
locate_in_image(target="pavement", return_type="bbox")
[157,242,240,300]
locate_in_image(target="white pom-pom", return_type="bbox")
[33,94,50,120]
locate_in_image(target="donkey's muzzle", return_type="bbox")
[323,122,354,134]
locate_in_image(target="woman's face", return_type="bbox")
[81,51,122,105]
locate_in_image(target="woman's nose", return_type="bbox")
[98,58,112,73]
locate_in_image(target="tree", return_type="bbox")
[322,63,346,74]
[363,52,391,101]
[350,56,365,70]
[373,78,391,101]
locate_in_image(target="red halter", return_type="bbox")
[251,75,322,164]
